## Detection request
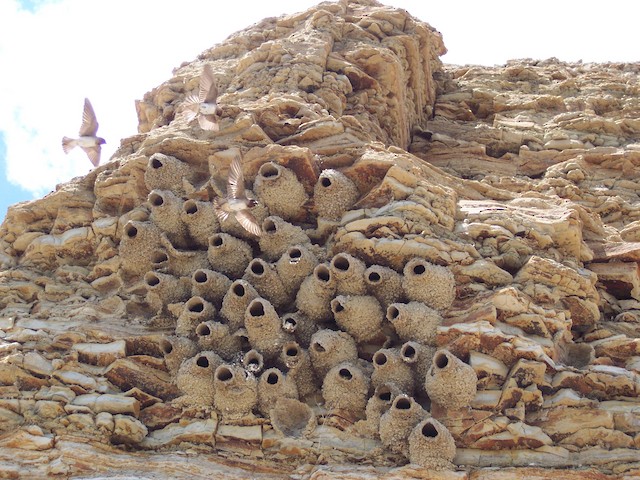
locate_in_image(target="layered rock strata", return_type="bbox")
[1,0,639,478]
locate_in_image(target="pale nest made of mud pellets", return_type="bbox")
[125,152,472,468]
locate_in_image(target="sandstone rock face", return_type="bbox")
[1,1,639,479]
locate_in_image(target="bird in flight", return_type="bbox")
[61,98,106,167]
[213,157,262,236]
[184,64,222,131]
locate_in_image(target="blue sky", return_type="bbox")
[0,133,34,220]
[1,0,638,224]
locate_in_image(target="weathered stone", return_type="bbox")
[72,340,127,366]
[105,359,179,401]
[527,406,614,438]
[139,402,183,430]
[112,414,148,444]
[469,421,552,449]
[141,419,216,449]
[0,0,639,478]
[0,427,53,451]
[588,261,640,301]
[215,424,262,456]
[73,394,141,417]
[559,427,634,449]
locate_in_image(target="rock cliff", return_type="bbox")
[1,0,639,478]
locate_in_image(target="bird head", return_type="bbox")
[98,137,106,145]
[247,198,258,208]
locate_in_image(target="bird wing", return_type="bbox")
[235,210,262,236]
[212,197,229,223]
[227,156,245,199]
[79,98,99,136]
[198,115,219,131]
[199,64,218,103]
[81,145,101,167]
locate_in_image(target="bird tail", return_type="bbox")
[61,137,76,154]
[180,95,203,122]
[184,95,199,106]
[199,115,219,131]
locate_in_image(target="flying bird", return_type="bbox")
[213,157,262,236]
[184,64,222,131]
[61,98,106,167]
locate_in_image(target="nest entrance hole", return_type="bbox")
[422,421,438,438]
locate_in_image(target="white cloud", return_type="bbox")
[0,0,638,198]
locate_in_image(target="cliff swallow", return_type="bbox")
[61,98,106,167]
[213,157,262,236]
[184,64,222,131]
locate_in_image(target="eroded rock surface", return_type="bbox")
[1,0,639,478]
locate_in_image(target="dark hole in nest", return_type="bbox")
[288,247,302,259]
[263,218,277,233]
[125,225,138,238]
[152,252,169,265]
[332,300,344,313]
[188,301,204,313]
[373,352,388,366]
[145,274,160,287]
[387,305,400,320]
[184,201,198,214]
[210,235,223,247]
[435,352,449,369]
[259,163,280,178]
[377,387,392,402]
[196,356,209,368]
[196,324,211,336]
[413,263,426,275]
[249,301,265,317]
[266,372,279,385]
[250,261,265,275]
[368,271,381,283]
[339,368,353,380]
[193,270,208,283]
[232,283,246,297]
[286,346,298,357]
[151,158,163,169]
[395,397,411,410]
[320,177,332,188]
[402,344,416,360]
[216,367,233,381]
[312,342,325,353]
[332,255,350,271]
[159,340,173,355]
[422,421,438,438]
[149,193,164,207]
[316,266,331,282]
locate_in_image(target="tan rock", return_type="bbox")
[559,427,633,449]
[112,414,148,444]
[72,340,127,366]
[0,428,53,451]
[105,359,179,401]
[72,394,140,417]
[527,406,614,438]
[141,419,216,449]
[2,0,640,477]
[588,261,640,301]
[215,424,262,456]
[470,421,552,449]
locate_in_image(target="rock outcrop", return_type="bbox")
[1,0,639,478]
